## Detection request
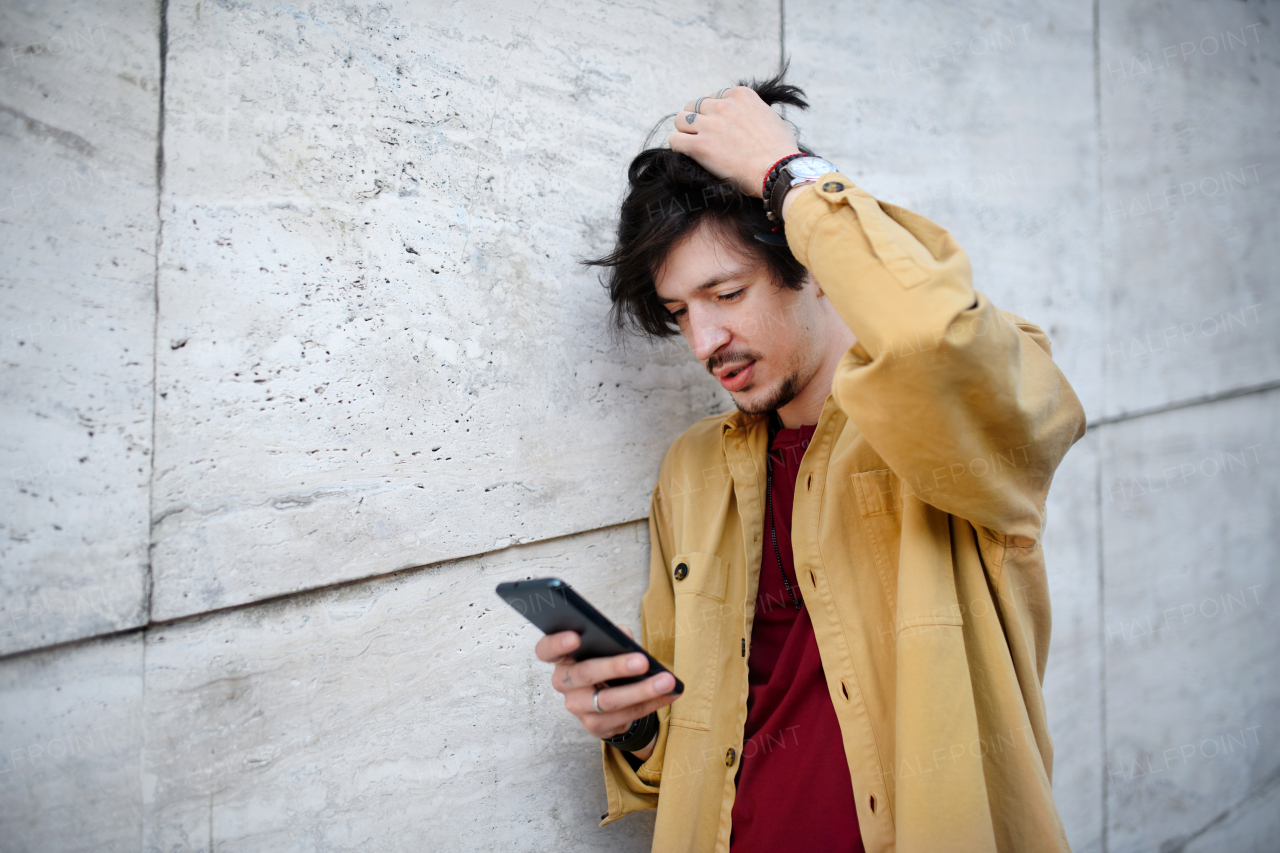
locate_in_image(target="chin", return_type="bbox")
[732,373,801,415]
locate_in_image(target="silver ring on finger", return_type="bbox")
[694,96,708,115]
[592,687,603,714]
[716,86,732,98]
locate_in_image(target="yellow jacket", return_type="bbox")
[599,175,1086,853]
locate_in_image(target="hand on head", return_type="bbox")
[669,86,801,199]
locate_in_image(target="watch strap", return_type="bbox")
[762,153,806,223]
[603,711,659,753]
[770,162,816,224]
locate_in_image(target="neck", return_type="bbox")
[775,298,856,429]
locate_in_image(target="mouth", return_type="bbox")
[714,360,756,392]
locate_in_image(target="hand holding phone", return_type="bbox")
[498,578,682,758]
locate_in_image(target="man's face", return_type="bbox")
[653,219,825,415]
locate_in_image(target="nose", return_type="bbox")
[684,305,731,363]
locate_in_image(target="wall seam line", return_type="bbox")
[1086,378,1280,430]
[1091,0,1107,848]
[0,516,652,665]
[141,2,169,849]
[1162,764,1280,853]
[147,0,169,628]
[779,0,786,75]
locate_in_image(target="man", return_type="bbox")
[533,74,1085,853]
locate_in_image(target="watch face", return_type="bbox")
[789,157,837,181]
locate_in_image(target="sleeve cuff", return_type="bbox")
[781,172,855,266]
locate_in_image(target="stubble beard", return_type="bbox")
[732,370,803,416]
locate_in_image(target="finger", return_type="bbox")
[668,130,709,165]
[682,95,727,115]
[586,704,651,739]
[585,690,681,739]
[668,130,697,156]
[732,85,767,107]
[558,650,651,693]
[551,658,578,694]
[618,624,634,640]
[673,111,702,134]
[587,671,678,715]
[535,630,579,663]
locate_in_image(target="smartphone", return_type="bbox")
[495,577,684,695]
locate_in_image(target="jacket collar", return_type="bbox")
[719,407,766,445]
[718,396,840,441]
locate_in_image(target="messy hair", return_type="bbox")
[585,70,814,339]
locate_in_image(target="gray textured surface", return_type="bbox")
[140,522,654,853]
[0,633,144,852]
[149,0,753,621]
[1101,389,1278,853]
[1100,0,1279,418]
[0,525,652,853]
[1180,779,1280,853]
[1042,430,1104,853]
[0,0,157,656]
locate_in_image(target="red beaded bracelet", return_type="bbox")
[762,153,804,197]
[762,153,806,221]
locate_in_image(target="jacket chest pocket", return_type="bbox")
[852,468,904,611]
[668,551,729,730]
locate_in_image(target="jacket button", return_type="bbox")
[674,562,689,581]
[822,180,845,192]
[725,747,736,766]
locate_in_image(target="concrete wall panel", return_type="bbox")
[142,521,653,853]
[149,0,762,621]
[786,0,1104,419]
[1180,779,1280,853]
[1101,388,1279,852]
[1099,0,1279,417]
[1041,431,1104,853]
[0,634,144,852]
[0,0,158,655]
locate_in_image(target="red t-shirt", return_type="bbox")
[729,421,865,852]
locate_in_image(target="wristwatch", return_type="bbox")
[603,711,659,753]
[769,156,839,223]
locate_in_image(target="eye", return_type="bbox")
[667,306,687,319]
[718,289,745,302]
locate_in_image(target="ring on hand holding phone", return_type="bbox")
[592,688,603,714]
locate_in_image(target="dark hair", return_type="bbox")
[584,69,813,339]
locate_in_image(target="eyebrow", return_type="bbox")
[657,274,739,304]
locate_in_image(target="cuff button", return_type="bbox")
[822,181,845,193]
[674,562,689,581]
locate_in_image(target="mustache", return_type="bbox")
[706,349,763,375]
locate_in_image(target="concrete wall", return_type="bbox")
[0,0,1274,851]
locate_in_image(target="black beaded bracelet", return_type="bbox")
[603,711,659,753]
[762,153,807,222]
